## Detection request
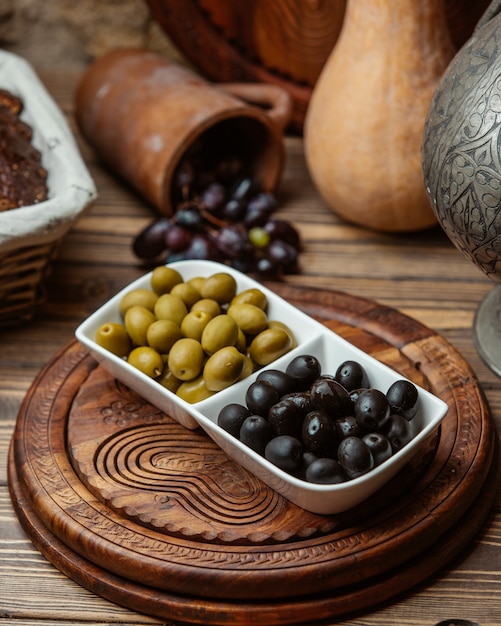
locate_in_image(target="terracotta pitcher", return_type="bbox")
[304,0,455,233]
[75,48,292,215]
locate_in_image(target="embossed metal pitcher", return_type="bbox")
[422,0,501,374]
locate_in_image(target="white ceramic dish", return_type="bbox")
[0,50,97,254]
[76,259,448,514]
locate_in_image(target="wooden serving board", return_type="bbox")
[8,284,499,625]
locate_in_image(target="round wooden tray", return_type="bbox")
[144,0,491,132]
[8,284,499,625]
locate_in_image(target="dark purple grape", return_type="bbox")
[266,239,298,272]
[216,225,254,259]
[301,411,337,457]
[354,388,391,433]
[285,355,321,391]
[310,377,352,418]
[253,256,282,279]
[335,360,370,392]
[245,380,280,415]
[222,198,247,222]
[217,403,251,438]
[335,415,364,440]
[132,218,170,260]
[268,399,304,438]
[383,414,413,452]
[305,458,346,484]
[165,224,192,252]
[264,219,300,248]
[231,176,259,201]
[174,204,202,229]
[362,432,393,466]
[337,436,374,479]
[386,379,419,421]
[240,415,273,456]
[256,369,294,397]
[244,192,276,227]
[265,435,303,473]
[185,232,223,261]
[201,182,226,212]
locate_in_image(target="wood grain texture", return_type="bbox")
[8,283,498,623]
[1,66,501,626]
[145,0,492,131]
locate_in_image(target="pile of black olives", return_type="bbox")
[217,354,420,484]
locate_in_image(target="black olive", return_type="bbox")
[257,368,294,397]
[335,360,370,392]
[337,436,374,479]
[239,415,273,456]
[217,403,251,438]
[285,354,321,390]
[265,435,304,473]
[386,379,419,420]
[310,377,351,417]
[268,398,304,438]
[305,457,346,485]
[335,415,364,440]
[383,414,413,452]
[362,432,393,466]
[301,410,337,458]
[245,380,280,415]
[354,388,391,432]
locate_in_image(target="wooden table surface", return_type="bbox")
[1,67,501,626]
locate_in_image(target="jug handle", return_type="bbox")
[219,83,292,135]
[475,0,501,32]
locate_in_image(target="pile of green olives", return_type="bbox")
[217,354,420,484]
[95,266,296,403]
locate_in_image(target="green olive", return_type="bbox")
[124,305,156,346]
[200,314,239,355]
[203,346,245,391]
[127,346,164,378]
[226,303,268,336]
[146,319,182,353]
[167,337,205,381]
[180,310,212,341]
[187,276,206,293]
[170,282,201,308]
[267,320,297,350]
[119,288,157,317]
[248,327,292,366]
[150,265,183,295]
[235,327,247,353]
[200,272,237,304]
[154,293,188,326]
[95,322,131,357]
[176,375,215,403]
[230,288,268,311]
[239,354,255,380]
[156,365,182,393]
[190,298,221,318]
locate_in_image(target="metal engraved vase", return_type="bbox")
[422,0,501,374]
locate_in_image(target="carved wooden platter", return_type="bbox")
[8,284,499,625]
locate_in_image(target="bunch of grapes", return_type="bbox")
[132,150,302,279]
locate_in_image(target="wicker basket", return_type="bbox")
[0,51,97,326]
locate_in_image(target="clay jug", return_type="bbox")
[422,0,501,281]
[304,0,455,233]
